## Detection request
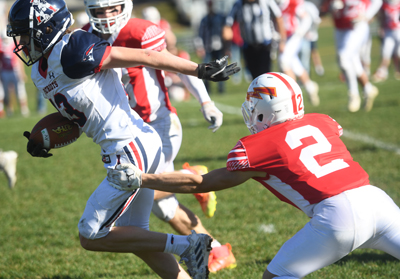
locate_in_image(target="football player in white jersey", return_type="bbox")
[321,0,382,112]
[372,0,400,82]
[82,0,236,272]
[7,0,239,278]
[277,0,320,107]
[110,72,400,279]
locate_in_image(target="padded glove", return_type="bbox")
[23,131,53,158]
[197,56,240,82]
[107,163,143,191]
[201,101,223,132]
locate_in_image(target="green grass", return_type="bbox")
[1,21,400,278]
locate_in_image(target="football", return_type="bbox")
[30,112,81,149]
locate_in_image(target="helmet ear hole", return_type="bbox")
[46,26,53,35]
[257,114,263,122]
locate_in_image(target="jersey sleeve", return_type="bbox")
[227,140,253,171]
[117,19,166,52]
[141,24,166,51]
[326,115,344,137]
[61,30,111,79]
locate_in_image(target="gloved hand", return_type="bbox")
[201,101,223,132]
[23,131,53,158]
[107,163,143,191]
[197,56,240,82]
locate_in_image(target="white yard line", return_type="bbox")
[213,102,400,156]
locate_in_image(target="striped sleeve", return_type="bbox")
[142,25,166,52]
[227,140,250,171]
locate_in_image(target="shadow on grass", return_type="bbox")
[252,251,398,270]
[40,270,153,279]
[335,251,398,265]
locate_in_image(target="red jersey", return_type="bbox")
[332,0,370,29]
[281,0,305,37]
[0,39,19,71]
[227,114,369,217]
[83,18,176,123]
[381,1,400,30]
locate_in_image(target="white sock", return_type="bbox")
[164,234,190,256]
[304,80,315,94]
[211,239,221,248]
[364,82,373,94]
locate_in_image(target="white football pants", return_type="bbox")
[335,22,370,96]
[267,185,400,278]
[149,113,183,222]
[78,129,165,240]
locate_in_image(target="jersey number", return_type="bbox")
[285,125,349,178]
[54,93,87,127]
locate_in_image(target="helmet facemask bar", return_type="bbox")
[85,0,132,34]
[241,99,260,135]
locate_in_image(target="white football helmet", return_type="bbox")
[84,0,133,34]
[141,6,161,25]
[241,73,304,134]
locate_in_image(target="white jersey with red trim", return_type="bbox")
[227,113,369,217]
[31,30,158,156]
[83,19,176,123]
[381,1,400,30]
[331,0,370,29]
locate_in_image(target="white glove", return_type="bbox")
[107,164,143,191]
[201,101,223,132]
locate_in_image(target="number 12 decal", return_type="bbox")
[285,125,349,178]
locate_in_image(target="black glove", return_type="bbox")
[197,56,241,82]
[23,131,53,158]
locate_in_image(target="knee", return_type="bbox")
[79,233,92,251]
[177,206,199,228]
[151,195,178,222]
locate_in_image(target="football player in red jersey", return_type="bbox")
[83,0,236,273]
[109,72,400,279]
[321,0,382,112]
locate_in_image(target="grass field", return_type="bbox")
[1,20,400,279]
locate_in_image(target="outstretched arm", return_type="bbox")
[107,164,266,193]
[102,47,199,76]
[142,167,265,193]
[102,47,240,82]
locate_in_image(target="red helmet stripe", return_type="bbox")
[268,72,298,115]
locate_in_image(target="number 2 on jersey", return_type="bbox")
[285,125,349,178]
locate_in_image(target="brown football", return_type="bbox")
[30,112,80,149]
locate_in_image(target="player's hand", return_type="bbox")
[107,163,142,191]
[23,131,53,158]
[201,101,223,132]
[197,56,240,82]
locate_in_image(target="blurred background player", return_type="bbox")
[0,150,17,189]
[372,0,400,82]
[0,35,29,117]
[300,0,325,76]
[223,0,287,79]
[195,0,226,94]
[83,0,236,272]
[277,0,320,106]
[142,5,190,102]
[322,0,382,112]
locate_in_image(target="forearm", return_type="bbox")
[177,73,211,104]
[102,47,199,77]
[141,168,265,193]
[142,173,205,193]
